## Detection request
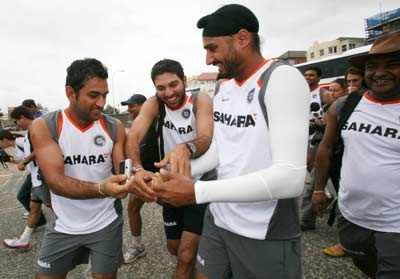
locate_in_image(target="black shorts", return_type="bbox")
[162,203,207,240]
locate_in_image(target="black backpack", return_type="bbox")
[139,120,160,173]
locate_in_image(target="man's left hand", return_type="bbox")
[154,144,191,176]
[151,169,196,207]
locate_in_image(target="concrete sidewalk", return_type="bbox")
[0,166,366,279]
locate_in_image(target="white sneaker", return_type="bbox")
[124,245,146,264]
[3,238,31,250]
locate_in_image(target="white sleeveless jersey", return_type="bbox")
[162,95,197,153]
[14,137,25,162]
[23,133,42,187]
[210,60,285,239]
[51,111,118,234]
[338,94,400,232]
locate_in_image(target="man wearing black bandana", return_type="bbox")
[151,4,309,279]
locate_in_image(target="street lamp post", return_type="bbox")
[111,69,125,114]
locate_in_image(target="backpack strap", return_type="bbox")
[102,114,118,142]
[42,110,118,143]
[42,110,62,142]
[156,98,166,159]
[337,91,364,135]
[191,92,199,115]
[213,79,224,97]
[257,60,288,127]
[16,144,24,153]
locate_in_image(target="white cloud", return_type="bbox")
[0,0,399,112]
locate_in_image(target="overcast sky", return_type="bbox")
[0,0,399,113]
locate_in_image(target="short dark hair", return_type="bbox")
[332,78,347,89]
[344,66,364,80]
[22,99,37,108]
[0,129,16,141]
[304,67,322,77]
[151,59,185,83]
[66,58,108,93]
[10,105,34,120]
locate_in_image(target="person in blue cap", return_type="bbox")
[121,93,159,263]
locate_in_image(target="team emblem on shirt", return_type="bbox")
[182,108,191,119]
[94,135,106,146]
[247,88,255,103]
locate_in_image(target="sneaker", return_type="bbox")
[3,238,31,250]
[23,212,29,219]
[124,245,146,264]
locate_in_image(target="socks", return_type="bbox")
[19,226,34,243]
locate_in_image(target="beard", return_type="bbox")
[366,74,400,99]
[75,103,103,123]
[216,52,242,80]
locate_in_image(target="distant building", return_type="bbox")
[186,72,218,98]
[306,37,365,61]
[365,7,400,42]
[7,107,15,117]
[278,51,307,65]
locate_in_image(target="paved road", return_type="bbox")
[0,166,366,279]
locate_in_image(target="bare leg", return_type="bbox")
[127,195,145,238]
[174,231,200,279]
[167,239,180,256]
[27,200,42,228]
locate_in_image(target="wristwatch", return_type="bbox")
[185,142,197,158]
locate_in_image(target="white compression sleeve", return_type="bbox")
[190,139,218,177]
[195,65,309,204]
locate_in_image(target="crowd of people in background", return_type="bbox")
[0,4,399,279]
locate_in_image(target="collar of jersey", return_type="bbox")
[234,59,269,87]
[365,91,400,105]
[63,109,95,132]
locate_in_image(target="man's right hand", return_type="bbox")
[311,190,328,216]
[154,144,191,177]
[100,174,129,199]
[126,169,157,202]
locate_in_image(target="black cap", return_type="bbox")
[121,94,146,106]
[197,4,259,37]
